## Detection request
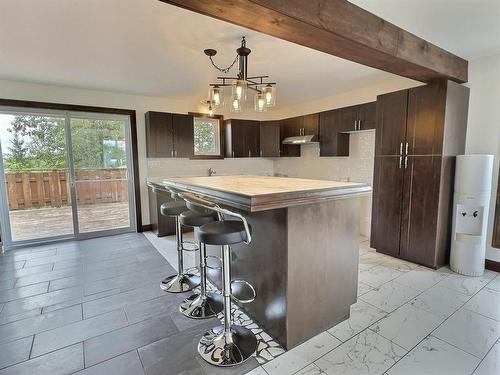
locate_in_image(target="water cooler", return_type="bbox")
[450,154,494,276]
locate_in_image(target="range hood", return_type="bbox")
[282,134,319,144]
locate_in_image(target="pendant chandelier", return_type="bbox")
[202,36,277,114]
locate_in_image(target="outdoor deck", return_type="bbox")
[8,202,130,241]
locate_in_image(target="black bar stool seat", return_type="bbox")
[198,221,250,245]
[179,210,217,228]
[160,201,188,217]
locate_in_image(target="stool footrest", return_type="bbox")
[181,241,199,252]
[230,279,256,304]
[205,255,222,270]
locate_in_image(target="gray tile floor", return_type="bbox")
[0,233,259,375]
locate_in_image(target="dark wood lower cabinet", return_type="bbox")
[399,156,442,265]
[371,156,404,256]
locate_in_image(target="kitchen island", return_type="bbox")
[152,175,371,349]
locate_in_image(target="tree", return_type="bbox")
[3,116,127,172]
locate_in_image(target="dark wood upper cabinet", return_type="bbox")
[145,111,193,158]
[338,105,359,132]
[225,119,260,158]
[319,109,349,157]
[280,117,302,157]
[375,90,408,157]
[371,81,470,269]
[358,102,376,130]
[145,111,174,158]
[172,114,194,158]
[260,121,281,157]
[406,84,447,156]
[303,113,319,134]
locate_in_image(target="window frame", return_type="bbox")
[189,112,224,160]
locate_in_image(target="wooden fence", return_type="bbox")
[5,169,128,210]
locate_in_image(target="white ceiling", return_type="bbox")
[350,0,500,60]
[0,0,498,107]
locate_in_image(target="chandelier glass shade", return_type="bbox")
[209,85,223,107]
[203,36,277,114]
[254,93,267,112]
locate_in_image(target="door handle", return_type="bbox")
[399,156,403,169]
[399,142,403,155]
[260,149,263,157]
[405,142,409,155]
[232,150,234,158]
[404,155,408,169]
[171,150,174,157]
[248,150,251,157]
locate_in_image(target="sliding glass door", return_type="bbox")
[0,108,136,248]
[68,114,134,237]
[0,112,74,243]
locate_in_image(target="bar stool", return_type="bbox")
[159,189,200,293]
[179,192,257,367]
[178,204,223,319]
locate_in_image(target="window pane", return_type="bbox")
[193,117,220,156]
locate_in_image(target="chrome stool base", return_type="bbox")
[160,273,200,293]
[198,325,257,367]
[179,292,223,319]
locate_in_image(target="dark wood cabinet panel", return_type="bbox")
[145,111,173,157]
[303,113,319,134]
[148,185,175,236]
[338,105,359,132]
[280,117,301,157]
[359,102,376,130]
[371,82,470,269]
[375,90,408,157]
[246,120,261,157]
[172,114,194,158]
[260,121,281,157]
[226,119,260,158]
[319,109,349,157]
[371,156,405,256]
[406,84,446,156]
[493,170,500,249]
[399,156,442,266]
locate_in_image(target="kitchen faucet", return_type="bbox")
[208,168,216,177]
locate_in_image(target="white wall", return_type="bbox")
[464,54,500,262]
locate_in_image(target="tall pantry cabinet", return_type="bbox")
[370,81,470,268]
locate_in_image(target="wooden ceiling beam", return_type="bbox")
[159,0,468,83]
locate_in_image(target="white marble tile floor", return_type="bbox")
[244,238,500,375]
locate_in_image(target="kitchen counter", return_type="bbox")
[151,175,370,349]
[151,175,370,211]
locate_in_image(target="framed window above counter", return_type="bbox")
[191,113,224,159]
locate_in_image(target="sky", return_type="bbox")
[0,114,16,154]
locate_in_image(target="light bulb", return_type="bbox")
[236,85,243,100]
[254,93,267,112]
[232,99,240,110]
[258,98,265,110]
[213,92,220,106]
[266,91,273,104]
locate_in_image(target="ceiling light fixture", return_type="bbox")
[203,36,277,114]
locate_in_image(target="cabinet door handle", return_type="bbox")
[404,155,408,169]
[354,120,357,130]
[399,142,403,155]
[405,142,409,155]
[260,149,263,157]
[248,150,251,157]
[232,150,234,158]
[171,150,174,157]
[399,156,403,169]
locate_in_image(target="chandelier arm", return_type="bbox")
[208,54,239,74]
